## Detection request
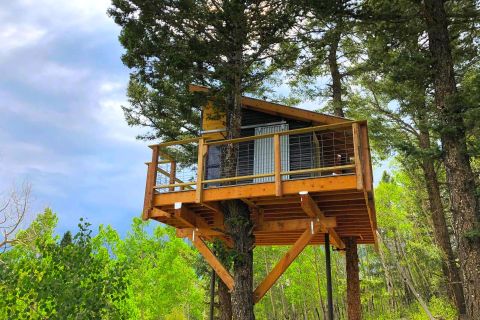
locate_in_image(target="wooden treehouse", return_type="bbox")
[142,85,377,307]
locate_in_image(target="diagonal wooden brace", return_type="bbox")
[299,192,345,250]
[253,222,322,304]
[190,235,234,291]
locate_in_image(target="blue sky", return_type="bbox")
[0,0,150,235]
[0,1,387,236]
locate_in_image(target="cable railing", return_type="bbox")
[144,121,371,203]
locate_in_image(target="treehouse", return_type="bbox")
[142,85,377,308]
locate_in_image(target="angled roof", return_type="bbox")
[189,84,352,125]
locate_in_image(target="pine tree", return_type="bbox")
[109,1,299,318]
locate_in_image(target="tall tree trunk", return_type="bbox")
[346,237,361,320]
[221,73,255,320]
[328,24,345,118]
[422,0,480,317]
[218,18,256,314]
[210,269,216,320]
[222,199,255,320]
[214,242,233,320]
[218,277,233,320]
[418,128,467,315]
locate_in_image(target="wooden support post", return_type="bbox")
[325,233,334,320]
[346,237,361,320]
[142,145,159,220]
[196,138,207,203]
[190,235,234,291]
[360,124,373,192]
[253,223,322,303]
[299,192,345,250]
[169,161,176,192]
[274,133,282,197]
[352,123,364,190]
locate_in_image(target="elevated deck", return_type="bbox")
[143,121,377,247]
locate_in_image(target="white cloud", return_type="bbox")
[0,24,46,55]
[14,0,114,32]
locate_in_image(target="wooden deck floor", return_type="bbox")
[150,175,377,246]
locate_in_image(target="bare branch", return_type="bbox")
[0,182,32,253]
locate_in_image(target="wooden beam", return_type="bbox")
[177,228,224,237]
[274,134,282,197]
[352,123,364,190]
[300,191,323,218]
[195,138,207,203]
[328,227,346,250]
[201,202,224,229]
[360,124,373,192]
[253,223,322,303]
[150,208,171,218]
[174,203,232,245]
[155,175,357,206]
[190,235,234,291]
[255,218,335,233]
[142,145,159,220]
[241,198,259,210]
[300,192,345,249]
[363,190,379,251]
[174,203,210,228]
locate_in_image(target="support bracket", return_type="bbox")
[299,192,345,250]
[190,235,234,292]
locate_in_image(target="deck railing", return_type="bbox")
[144,121,372,214]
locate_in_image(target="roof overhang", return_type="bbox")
[189,84,353,125]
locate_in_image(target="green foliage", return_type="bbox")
[408,297,457,320]
[93,218,206,319]
[0,212,128,320]
[0,212,205,320]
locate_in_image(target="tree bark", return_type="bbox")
[210,269,216,320]
[346,237,361,320]
[218,277,233,320]
[418,128,467,315]
[422,0,480,317]
[327,23,345,118]
[214,242,233,320]
[219,23,256,316]
[222,200,255,320]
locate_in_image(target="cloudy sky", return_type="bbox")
[1,1,386,236]
[0,0,151,234]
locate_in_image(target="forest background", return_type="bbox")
[1,0,479,319]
